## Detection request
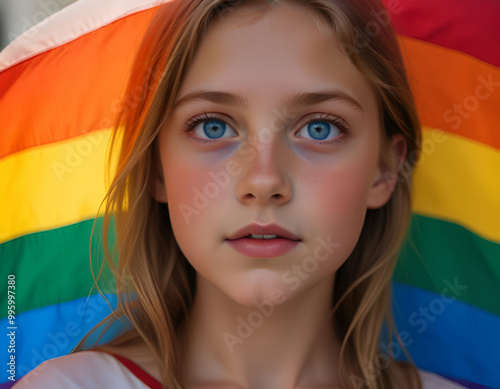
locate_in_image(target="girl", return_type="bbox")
[14,0,465,388]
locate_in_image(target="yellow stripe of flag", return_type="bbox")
[1,127,499,244]
[0,129,117,243]
[413,127,500,243]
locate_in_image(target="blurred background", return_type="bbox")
[0,0,78,50]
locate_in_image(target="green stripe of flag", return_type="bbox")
[2,213,499,318]
[395,214,500,315]
[0,217,116,318]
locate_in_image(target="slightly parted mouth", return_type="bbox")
[226,223,301,241]
[227,235,299,241]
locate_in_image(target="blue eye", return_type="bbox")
[202,120,227,139]
[297,120,342,141]
[184,113,349,146]
[185,114,237,141]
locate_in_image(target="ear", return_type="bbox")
[366,134,407,209]
[148,145,168,203]
[148,138,168,203]
[150,167,168,203]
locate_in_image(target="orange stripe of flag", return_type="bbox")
[0,8,155,159]
[2,9,498,158]
[399,36,500,150]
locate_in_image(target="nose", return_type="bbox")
[236,135,292,206]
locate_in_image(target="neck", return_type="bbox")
[178,274,342,389]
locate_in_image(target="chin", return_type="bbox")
[219,271,292,308]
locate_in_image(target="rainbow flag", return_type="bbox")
[0,0,498,388]
[384,1,500,388]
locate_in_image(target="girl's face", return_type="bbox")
[156,3,399,305]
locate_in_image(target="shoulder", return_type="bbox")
[12,351,148,389]
[391,362,467,389]
[418,369,468,389]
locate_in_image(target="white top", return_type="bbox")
[12,351,467,389]
[12,351,152,389]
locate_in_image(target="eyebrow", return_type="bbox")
[172,88,363,113]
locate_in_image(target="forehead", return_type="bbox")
[176,2,377,115]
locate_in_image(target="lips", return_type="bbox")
[226,223,301,241]
[226,236,300,258]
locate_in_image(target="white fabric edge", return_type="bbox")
[419,369,468,389]
[12,351,149,389]
[0,0,170,71]
[13,353,471,389]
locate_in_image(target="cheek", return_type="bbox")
[302,159,375,249]
[164,159,209,223]
[163,155,230,249]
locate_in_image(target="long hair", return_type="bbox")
[74,1,422,388]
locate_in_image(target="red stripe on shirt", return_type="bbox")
[108,353,163,389]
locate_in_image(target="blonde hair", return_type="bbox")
[74,1,422,388]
